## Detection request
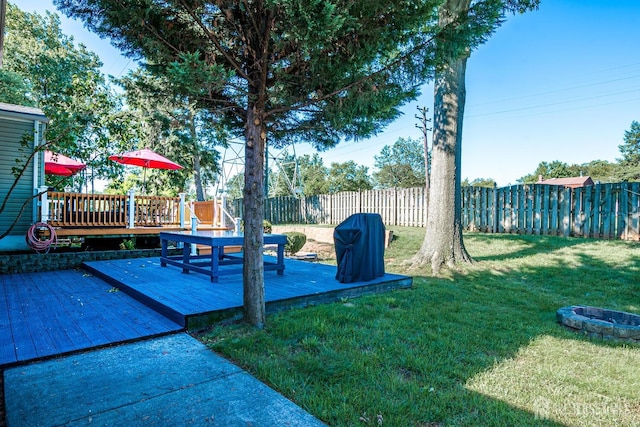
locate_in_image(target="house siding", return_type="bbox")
[0,114,46,246]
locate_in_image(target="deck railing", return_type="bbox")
[47,192,130,227]
[44,191,229,230]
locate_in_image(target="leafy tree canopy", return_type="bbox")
[51,0,508,148]
[373,137,426,188]
[462,177,496,188]
[299,154,330,196]
[327,161,373,194]
[224,173,244,200]
[115,69,226,197]
[4,3,123,185]
[619,121,640,165]
[519,159,621,184]
[0,69,34,106]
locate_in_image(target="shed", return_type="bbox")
[0,102,48,251]
[537,175,595,189]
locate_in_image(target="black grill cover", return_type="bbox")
[334,213,385,283]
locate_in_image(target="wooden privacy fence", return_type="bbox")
[230,182,640,240]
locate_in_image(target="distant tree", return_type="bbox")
[462,177,496,188]
[373,137,426,188]
[617,121,640,181]
[327,161,373,194]
[518,159,627,184]
[117,69,225,198]
[619,121,640,165]
[225,173,244,200]
[578,160,620,183]
[298,154,329,196]
[103,173,140,195]
[519,160,574,183]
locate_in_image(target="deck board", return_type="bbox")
[2,255,412,367]
[0,269,182,367]
[0,275,18,364]
[83,256,413,329]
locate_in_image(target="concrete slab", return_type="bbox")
[4,333,325,426]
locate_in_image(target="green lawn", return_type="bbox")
[197,228,640,426]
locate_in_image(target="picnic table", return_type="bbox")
[159,230,287,282]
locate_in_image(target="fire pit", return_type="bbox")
[557,306,640,343]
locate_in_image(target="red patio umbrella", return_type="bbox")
[109,148,183,192]
[44,151,86,177]
[108,148,183,171]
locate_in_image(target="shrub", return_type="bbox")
[284,231,306,255]
[239,219,272,234]
[119,238,135,250]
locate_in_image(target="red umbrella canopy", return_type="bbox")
[44,151,86,177]
[108,148,183,170]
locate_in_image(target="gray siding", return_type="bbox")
[0,118,44,236]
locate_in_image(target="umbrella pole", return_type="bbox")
[142,167,147,195]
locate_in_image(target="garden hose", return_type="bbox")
[26,222,57,253]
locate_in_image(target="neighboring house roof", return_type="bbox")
[537,175,595,188]
[0,102,49,123]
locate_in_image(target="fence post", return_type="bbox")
[190,216,198,255]
[492,183,498,233]
[127,188,135,228]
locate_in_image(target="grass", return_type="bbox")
[196,228,640,426]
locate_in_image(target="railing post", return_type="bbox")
[179,192,186,228]
[128,188,135,228]
[39,186,49,223]
[190,216,198,256]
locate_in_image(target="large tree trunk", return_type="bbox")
[241,3,273,328]
[412,0,473,275]
[193,152,204,201]
[243,104,266,327]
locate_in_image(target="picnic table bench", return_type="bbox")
[159,230,287,282]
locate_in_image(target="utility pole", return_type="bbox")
[415,106,432,213]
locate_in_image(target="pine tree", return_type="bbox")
[55,0,447,326]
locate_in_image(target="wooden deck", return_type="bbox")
[0,269,182,367]
[84,257,413,330]
[1,257,412,367]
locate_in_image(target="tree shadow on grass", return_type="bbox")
[210,234,640,426]
[391,241,640,425]
[468,233,599,262]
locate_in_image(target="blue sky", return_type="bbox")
[19,0,640,186]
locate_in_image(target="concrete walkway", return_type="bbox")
[4,333,325,426]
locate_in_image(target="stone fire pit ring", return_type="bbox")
[557,306,640,343]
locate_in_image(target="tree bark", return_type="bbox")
[243,104,266,327]
[412,0,473,275]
